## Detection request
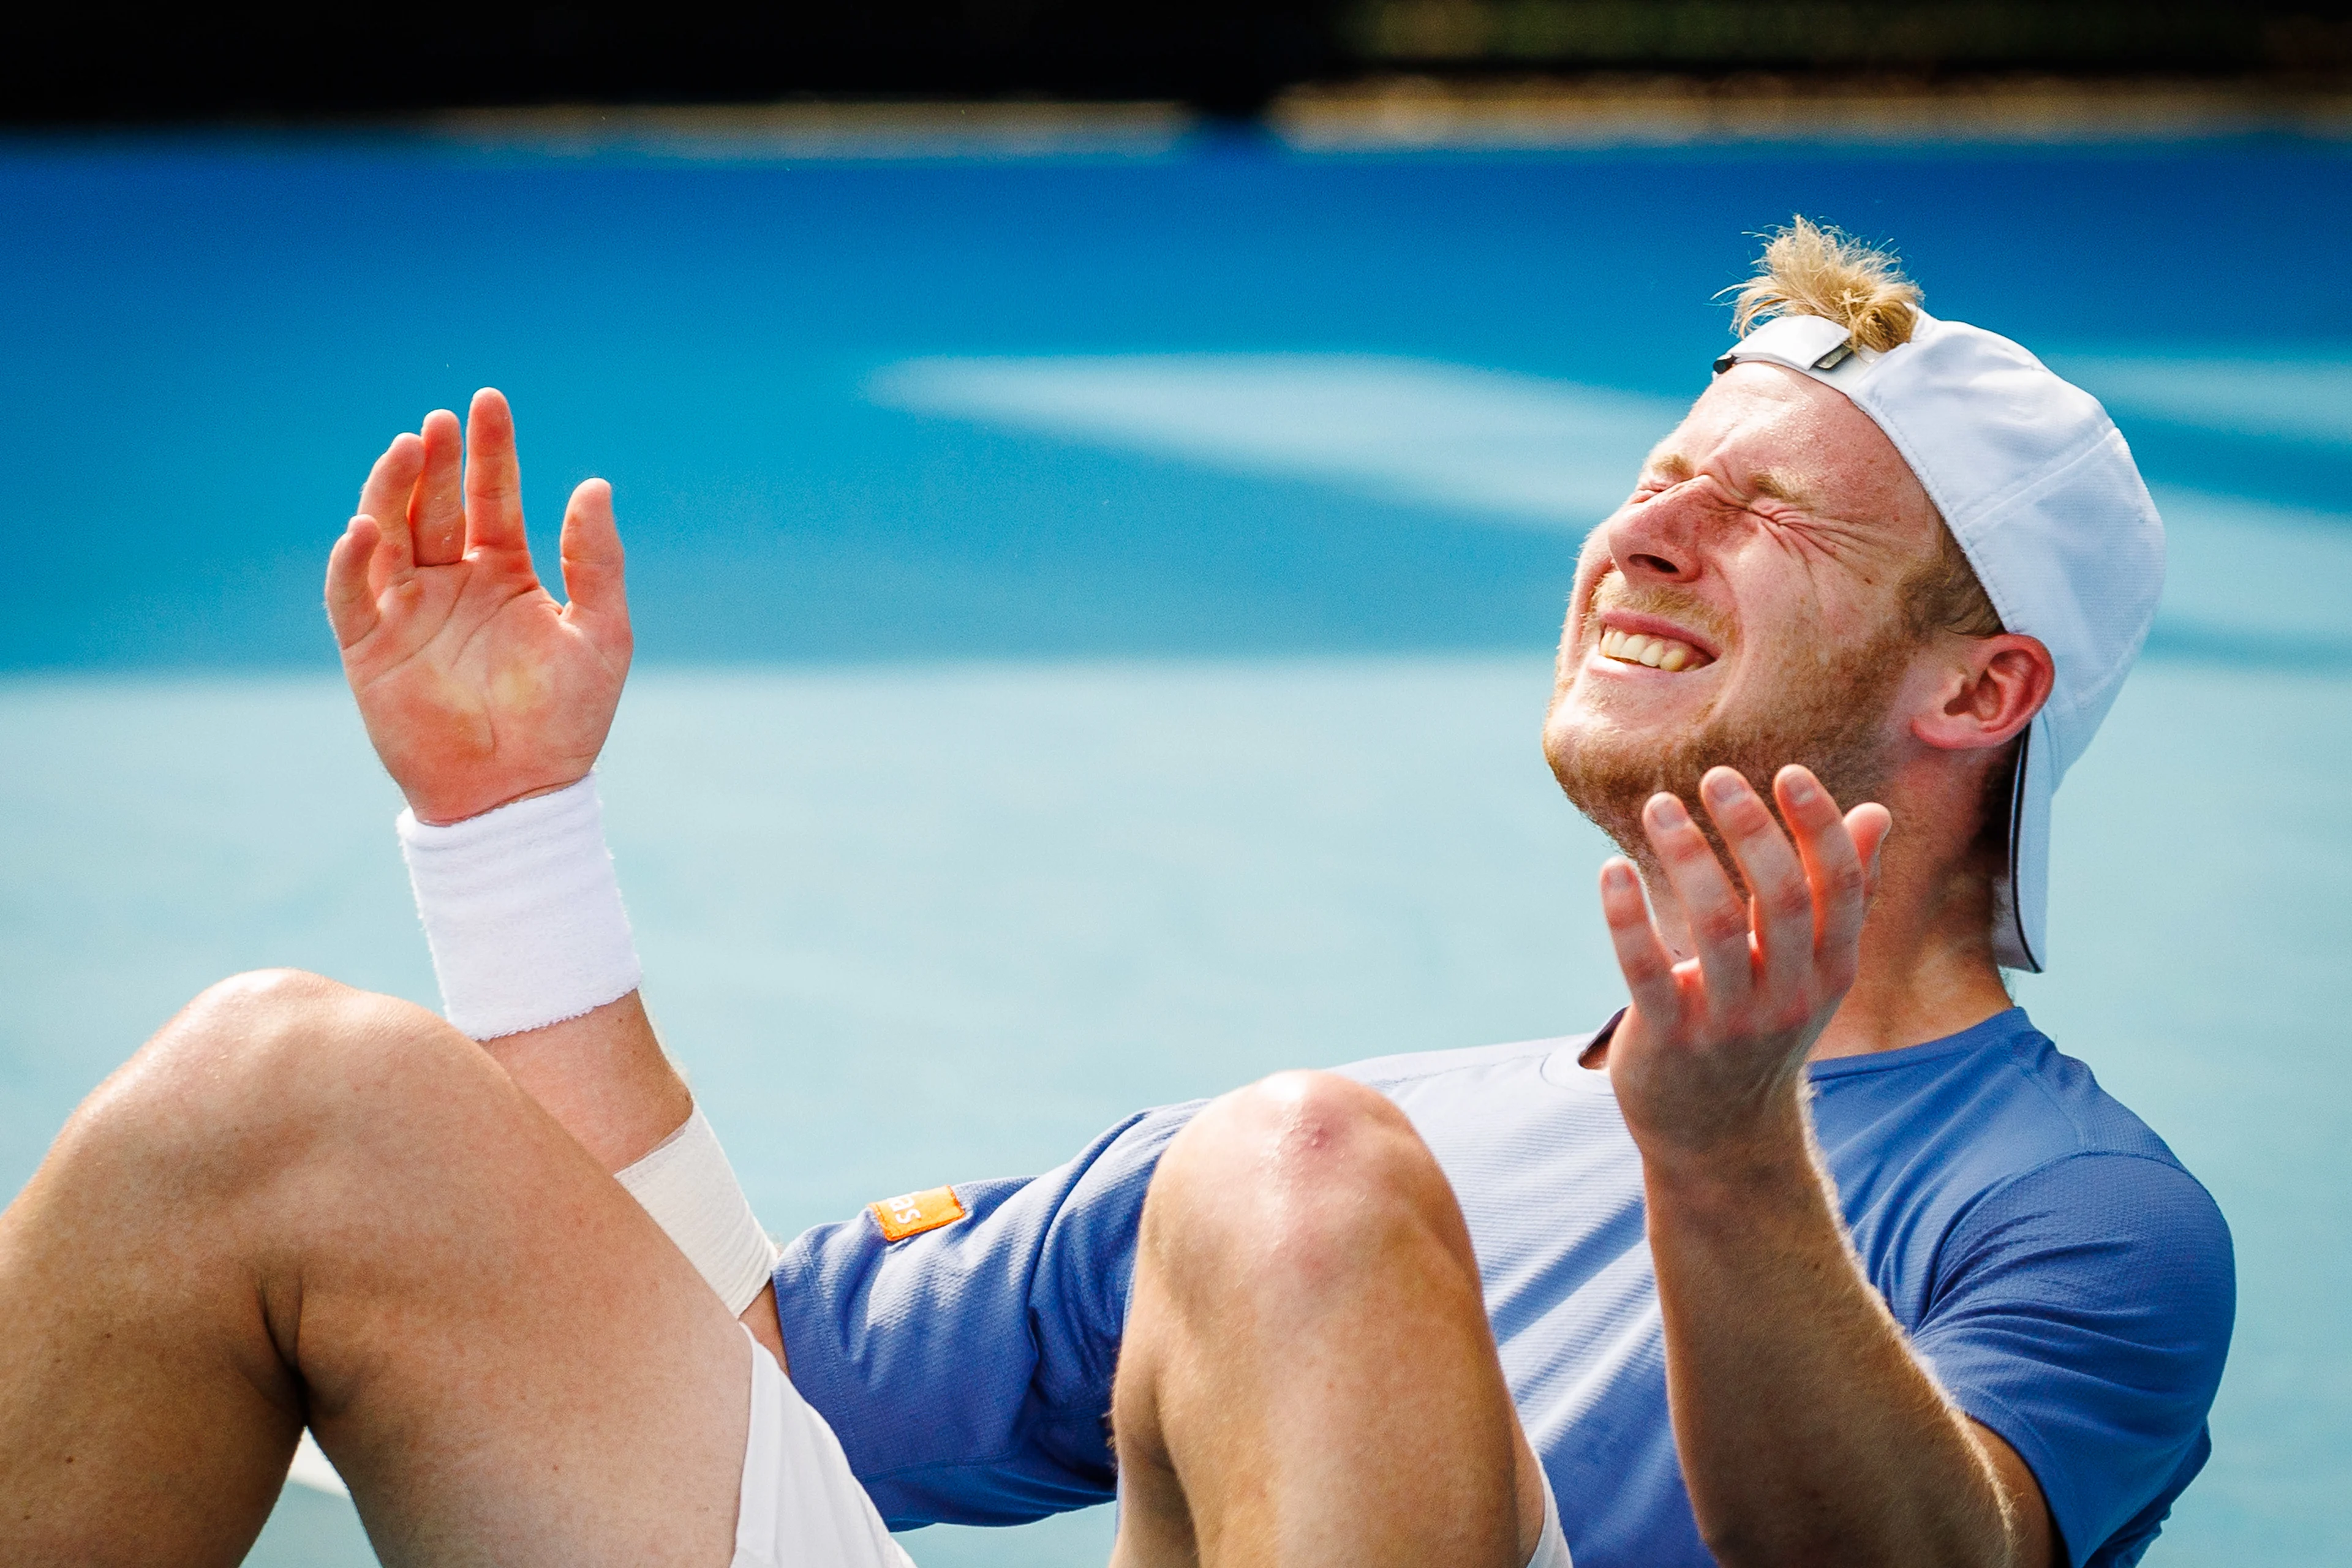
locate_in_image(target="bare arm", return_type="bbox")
[1600,766,2052,1568]
[478,994,687,1172]
[1642,1114,2051,1567]
[326,390,687,1170]
[325,393,784,1351]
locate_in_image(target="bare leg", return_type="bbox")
[0,970,755,1568]
[1110,1071,1550,1568]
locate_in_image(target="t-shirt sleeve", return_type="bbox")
[769,1102,1199,1529]
[1911,1152,2235,1568]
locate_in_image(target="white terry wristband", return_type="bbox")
[618,1105,783,1315]
[398,775,643,1041]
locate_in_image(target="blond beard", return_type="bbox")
[1545,610,1912,891]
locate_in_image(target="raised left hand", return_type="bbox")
[325,389,631,825]
[1598,765,1892,1166]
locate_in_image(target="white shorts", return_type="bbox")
[1527,1466,1574,1568]
[729,1327,1572,1568]
[731,1330,914,1568]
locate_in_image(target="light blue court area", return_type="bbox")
[1,132,2348,1564]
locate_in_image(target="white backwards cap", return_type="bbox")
[1714,309,2165,972]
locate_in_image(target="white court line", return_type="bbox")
[2046,354,2352,448]
[872,351,2352,508]
[869,351,2352,649]
[867,353,1684,529]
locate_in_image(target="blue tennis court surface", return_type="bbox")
[2,129,2347,1564]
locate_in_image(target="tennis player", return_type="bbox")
[0,224,2231,1568]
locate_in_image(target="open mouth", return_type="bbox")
[1596,626,1714,672]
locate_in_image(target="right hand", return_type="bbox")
[326,388,632,824]
[1596,764,1892,1172]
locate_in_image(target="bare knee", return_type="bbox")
[146,967,450,1103]
[1161,1069,1442,1216]
[60,969,472,1194]
[167,967,396,1062]
[1143,1071,1472,1310]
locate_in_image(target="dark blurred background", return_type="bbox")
[7,1,2352,125]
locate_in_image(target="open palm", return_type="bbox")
[326,389,631,825]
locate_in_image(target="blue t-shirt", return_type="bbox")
[774,1009,2233,1567]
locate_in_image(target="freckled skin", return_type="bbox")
[1544,363,1944,793]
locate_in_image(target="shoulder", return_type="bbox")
[1940,1147,2233,1308]
[1896,1030,2236,1353]
[1822,1011,2233,1336]
[1817,1011,2204,1209]
[1847,1028,2238,1565]
[1991,1026,2191,1164]
[1961,1027,2227,1251]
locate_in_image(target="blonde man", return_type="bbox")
[0,225,2229,1567]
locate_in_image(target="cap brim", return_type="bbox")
[1992,714,2052,973]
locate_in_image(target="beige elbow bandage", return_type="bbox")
[617,1105,783,1316]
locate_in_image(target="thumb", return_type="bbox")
[557,478,631,661]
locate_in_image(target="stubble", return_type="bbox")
[1546,593,1912,887]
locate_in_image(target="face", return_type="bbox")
[1542,364,1947,862]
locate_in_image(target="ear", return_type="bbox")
[1910,633,2053,753]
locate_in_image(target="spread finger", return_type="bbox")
[1599,858,1682,1037]
[410,409,466,567]
[1777,767,1871,987]
[354,435,422,591]
[462,388,530,556]
[1703,767,1811,1005]
[1642,790,1754,1015]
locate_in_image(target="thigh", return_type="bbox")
[1107,1072,1548,1568]
[276,998,756,1567]
[0,973,755,1568]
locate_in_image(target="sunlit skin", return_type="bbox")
[328,389,763,1341]
[1547,365,1936,771]
[327,391,631,827]
[1545,364,2054,1066]
[1540,363,2062,1566]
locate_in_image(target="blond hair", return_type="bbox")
[1730,217,1923,354]
[1730,219,2002,639]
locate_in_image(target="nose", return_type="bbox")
[1602,483,1708,587]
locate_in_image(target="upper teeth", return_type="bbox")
[1599,627,1705,671]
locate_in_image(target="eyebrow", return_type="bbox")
[1645,449,1819,510]
[1645,450,1694,481]
[1749,467,1819,507]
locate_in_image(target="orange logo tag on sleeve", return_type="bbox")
[870,1185,966,1243]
